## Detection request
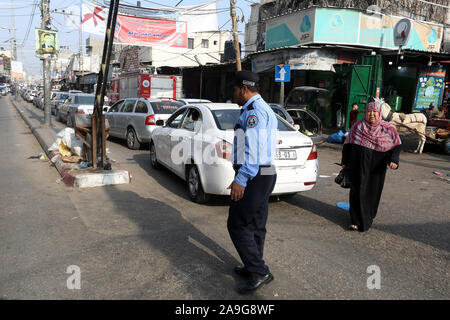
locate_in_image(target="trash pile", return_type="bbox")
[327,130,348,144]
[48,128,89,168]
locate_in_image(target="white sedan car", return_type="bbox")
[150,103,318,203]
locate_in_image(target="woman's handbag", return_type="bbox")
[335,167,351,188]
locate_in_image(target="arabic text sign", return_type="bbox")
[265,8,315,50]
[115,16,187,48]
[413,68,446,111]
[264,8,443,52]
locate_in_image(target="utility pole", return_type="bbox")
[11,0,17,60]
[40,0,52,126]
[229,0,241,71]
[91,0,120,168]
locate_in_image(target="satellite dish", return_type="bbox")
[393,18,412,47]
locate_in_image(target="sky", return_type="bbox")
[0,0,256,77]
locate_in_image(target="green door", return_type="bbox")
[346,65,372,131]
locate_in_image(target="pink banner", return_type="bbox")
[115,15,187,48]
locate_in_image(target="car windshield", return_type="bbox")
[74,95,95,105]
[151,101,183,114]
[59,93,69,100]
[212,109,295,131]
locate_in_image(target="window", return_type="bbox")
[166,108,186,128]
[213,40,218,45]
[134,101,148,113]
[181,108,202,131]
[120,100,136,113]
[211,109,240,130]
[74,95,95,105]
[201,39,209,48]
[271,107,286,119]
[188,38,194,49]
[151,101,183,114]
[108,100,123,113]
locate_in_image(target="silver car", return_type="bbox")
[57,93,96,128]
[106,98,183,149]
[51,91,69,115]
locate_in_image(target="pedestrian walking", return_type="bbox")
[227,70,277,294]
[341,101,402,232]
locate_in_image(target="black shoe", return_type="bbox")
[234,265,251,278]
[237,273,274,294]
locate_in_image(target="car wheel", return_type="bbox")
[126,128,140,150]
[187,165,210,204]
[149,142,160,169]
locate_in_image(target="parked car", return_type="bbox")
[33,91,43,108]
[51,91,69,115]
[0,84,7,96]
[269,103,295,126]
[284,86,331,126]
[26,90,38,102]
[57,93,95,128]
[106,98,183,149]
[150,103,318,203]
[177,98,212,105]
[285,107,324,144]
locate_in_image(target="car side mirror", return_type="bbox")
[156,119,164,126]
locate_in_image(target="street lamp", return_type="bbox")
[1,26,16,60]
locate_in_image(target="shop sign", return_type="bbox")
[413,67,446,111]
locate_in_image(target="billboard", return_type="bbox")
[115,15,187,48]
[413,67,446,111]
[264,8,443,52]
[11,61,24,79]
[265,8,315,50]
[35,29,58,59]
[359,13,443,52]
[314,8,360,45]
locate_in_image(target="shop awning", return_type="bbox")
[250,48,357,74]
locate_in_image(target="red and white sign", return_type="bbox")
[115,15,187,48]
[81,1,187,48]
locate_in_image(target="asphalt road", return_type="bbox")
[1,96,449,299]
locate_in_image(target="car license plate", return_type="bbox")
[275,149,297,160]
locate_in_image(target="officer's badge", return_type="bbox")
[247,115,258,128]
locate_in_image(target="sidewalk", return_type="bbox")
[9,96,131,188]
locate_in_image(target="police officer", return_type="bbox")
[227,70,277,294]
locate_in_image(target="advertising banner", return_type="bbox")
[359,13,443,52]
[252,49,337,73]
[263,8,443,53]
[265,8,315,50]
[413,67,446,111]
[313,8,360,45]
[35,29,58,59]
[115,15,187,48]
[11,61,24,79]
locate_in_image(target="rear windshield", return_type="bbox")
[74,95,95,105]
[151,101,183,114]
[212,109,295,131]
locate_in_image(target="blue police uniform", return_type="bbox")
[228,93,277,277]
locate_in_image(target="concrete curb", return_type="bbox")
[9,97,131,188]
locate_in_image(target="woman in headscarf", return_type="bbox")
[341,101,402,232]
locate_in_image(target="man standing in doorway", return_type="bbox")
[228,70,277,294]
